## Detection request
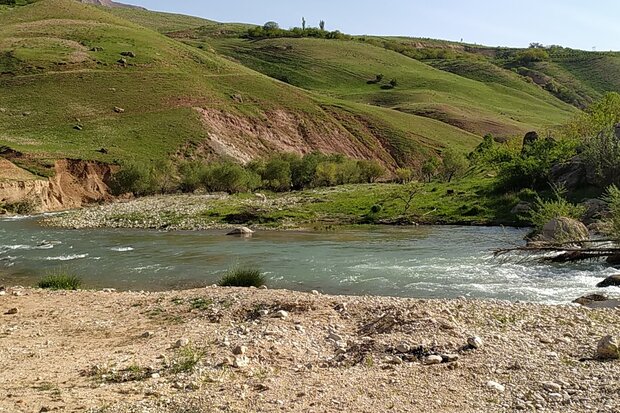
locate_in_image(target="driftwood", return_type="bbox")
[494,239,620,263]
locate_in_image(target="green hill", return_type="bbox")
[0,0,484,176]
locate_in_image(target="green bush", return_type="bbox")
[178,160,207,192]
[38,272,82,290]
[111,161,177,196]
[202,162,260,194]
[603,185,620,237]
[219,267,266,288]
[524,188,586,231]
[357,159,385,183]
[582,128,620,187]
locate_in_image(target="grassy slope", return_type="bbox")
[0,0,479,171]
[202,37,577,137]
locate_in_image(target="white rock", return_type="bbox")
[233,355,250,368]
[424,355,443,365]
[258,309,269,316]
[275,310,289,319]
[487,381,505,393]
[173,338,189,349]
[311,290,320,295]
[468,336,483,349]
[328,333,344,342]
[542,382,562,393]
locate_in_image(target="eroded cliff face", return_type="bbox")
[0,159,114,213]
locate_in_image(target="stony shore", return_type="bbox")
[1,286,619,412]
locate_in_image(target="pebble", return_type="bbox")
[141,331,155,339]
[311,290,320,295]
[542,382,562,393]
[173,338,190,349]
[232,345,247,355]
[441,354,459,363]
[395,343,411,353]
[468,336,483,349]
[486,381,505,393]
[6,308,18,315]
[275,310,289,319]
[328,333,344,342]
[424,355,443,365]
[233,355,250,368]
[258,309,269,316]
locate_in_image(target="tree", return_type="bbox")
[421,157,441,182]
[319,20,325,31]
[392,183,420,216]
[395,168,414,184]
[263,21,280,31]
[302,17,306,30]
[357,160,385,183]
[263,157,292,192]
[442,148,468,182]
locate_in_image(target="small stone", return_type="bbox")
[596,335,620,360]
[295,325,305,333]
[233,355,250,368]
[74,125,83,131]
[114,107,125,113]
[542,382,562,393]
[173,338,189,349]
[6,308,18,315]
[328,333,343,342]
[441,354,460,363]
[141,331,155,339]
[258,309,269,316]
[259,285,268,290]
[120,51,136,58]
[311,290,320,295]
[150,373,160,379]
[424,355,443,365]
[275,310,289,319]
[395,343,410,353]
[467,336,483,349]
[547,393,563,401]
[226,227,254,236]
[487,381,505,393]
[232,345,247,355]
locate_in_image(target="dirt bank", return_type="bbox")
[1,286,619,412]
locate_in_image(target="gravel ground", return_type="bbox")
[1,286,619,412]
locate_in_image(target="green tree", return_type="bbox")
[302,17,306,30]
[263,21,280,30]
[421,157,441,182]
[395,167,414,184]
[442,148,468,182]
[319,20,325,31]
[357,159,385,183]
[263,157,292,192]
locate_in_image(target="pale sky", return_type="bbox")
[122,0,620,51]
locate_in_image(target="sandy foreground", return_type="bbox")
[1,286,619,413]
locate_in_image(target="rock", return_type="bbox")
[596,335,620,360]
[150,373,160,379]
[581,199,609,224]
[226,227,254,237]
[117,57,128,65]
[5,308,18,315]
[395,343,411,353]
[141,331,155,339]
[424,355,443,365]
[328,333,344,342]
[467,336,483,349]
[441,354,460,363]
[549,156,588,190]
[540,217,589,243]
[522,131,539,147]
[573,293,609,306]
[74,125,83,131]
[231,94,244,103]
[511,201,532,215]
[232,345,247,355]
[114,107,125,113]
[258,309,269,317]
[607,254,620,266]
[274,310,289,319]
[597,274,620,288]
[233,355,250,368]
[254,193,267,202]
[90,46,104,52]
[173,338,189,349]
[486,381,505,393]
[542,382,562,393]
[120,51,136,58]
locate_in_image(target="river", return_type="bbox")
[0,215,616,304]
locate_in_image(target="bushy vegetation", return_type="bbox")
[112,152,386,196]
[524,187,585,231]
[219,267,265,288]
[247,21,350,40]
[37,272,82,290]
[603,185,620,238]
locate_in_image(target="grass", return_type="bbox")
[170,345,205,374]
[37,272,82,290]
[219,267,266,288]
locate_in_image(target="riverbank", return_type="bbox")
[1,286,619,412]
[43,180,522,231]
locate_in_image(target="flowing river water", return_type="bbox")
[0,215,617,304]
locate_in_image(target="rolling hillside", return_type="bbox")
[0,0,483,180]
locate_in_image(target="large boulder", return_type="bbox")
[581,199,609,224]
[522,131,539,147]
[597,274,620,288]
[540,217,589,243]
[549,157,587,190]
[597,335,620,360]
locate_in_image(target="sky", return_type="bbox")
[121,0,620,51]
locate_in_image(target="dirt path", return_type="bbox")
[1,286,619,412]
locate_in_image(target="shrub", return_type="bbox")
[219,267,266,288]
[111,161,177,196]
[441,148,469,182]
[262,157,292,191]
[38,272,82,290]
[357,159,385,183]
[314,162,338,187]
[178,160,207,192]
[582,128,620,187]
[202,162,260,194]
[3,199,37,215]
[603,185,620,238]
[421,157,441,182]
[395,167,414,184]
[524,187,586,231]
